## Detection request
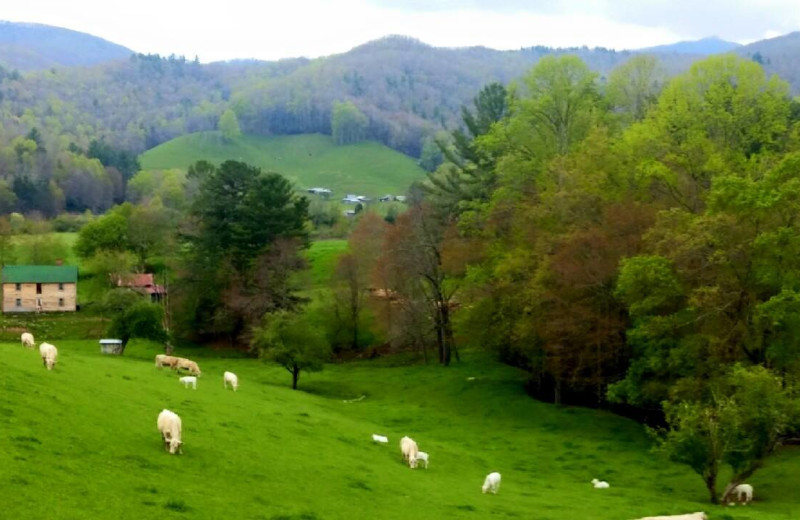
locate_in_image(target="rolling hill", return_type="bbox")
[635,37,742,55]
[0,21,133,70]
[139,132,427,197]
[5,339,800,519]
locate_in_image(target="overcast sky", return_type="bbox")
[2,0,799,62]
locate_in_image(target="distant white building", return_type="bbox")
[342,194,362,204]
[307,187,333,196]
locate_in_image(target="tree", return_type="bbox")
[107,300,168,353]
[656,365,797,504]
[178,160,309,340]
[331,101,368,145]
[218,109,241,142]
[252,310,330,389]
[606,55,665,125]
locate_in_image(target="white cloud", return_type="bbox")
[0,0,797,62]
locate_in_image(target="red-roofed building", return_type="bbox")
[117,273,166,303]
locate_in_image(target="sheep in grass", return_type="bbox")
[21,332,35,349]
[731,483,753,505]
[39,342,57,370]
[482,472,501,494]
[157,409,183,454]
[223,371,238,391]
[592,478,610,489]
[415,451,429,469]
[400,436,419,468]
[155,354,179,368]
[179,376,197,389]
[175,358,201,376]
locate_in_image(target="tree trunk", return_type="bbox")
[292,366,300,390]
[705,474,719,504]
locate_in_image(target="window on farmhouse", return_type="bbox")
[36,283,42,295]
[58,298,64,307]
[58,283,64,291]
[15,298,21,307]
[15,283,20,291]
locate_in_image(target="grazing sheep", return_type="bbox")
[155,354,179,368]
[415,451,429,469]
[732,483,753,505]
[372,434,389,443]
[156,409,183,454]
[223,371,238,391]
[175,358,201,376]
[482,472,501,494]
[592,478,610,489]
[179,376,197,389]
[400,436,419,468]
[633,513,707,520]
[39,342,57,370]
[21,332,35,349]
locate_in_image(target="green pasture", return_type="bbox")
[140,132,426,197]
[2,341,799,519]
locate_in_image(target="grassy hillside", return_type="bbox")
[3,340,800,519]
[140,133,426,198]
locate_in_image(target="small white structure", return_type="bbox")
[179,376,197,389]
[99,338,123,355]
[482,472,501,494]
[634,514,707,520]
[223,371,238,391]
[21,332,35,349]
[591,478,610,489]
[372,434,389,443]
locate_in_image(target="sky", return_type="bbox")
[2,0,799,62]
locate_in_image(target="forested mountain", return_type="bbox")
[0,21,133,70]
[736,32,800,95]
[636,36,741,55]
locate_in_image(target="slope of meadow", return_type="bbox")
[3,339,800,519]
[140,133,426,198]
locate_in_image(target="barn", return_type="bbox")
[2,265,78,313]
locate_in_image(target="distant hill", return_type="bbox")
[140,132,426,197]
[736,32,800,93]
[635,37,742,55]
[0,21,133,70]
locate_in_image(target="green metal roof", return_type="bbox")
[2,265,78,283]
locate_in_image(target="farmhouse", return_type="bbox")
[117,273,166,302]
[2,265,78,313]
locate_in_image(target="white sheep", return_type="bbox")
[415,451,429,468]
[731,483,753,505]
[400,436,419,468]
[179,376,197,389]
[39,342,57,370]
[634,513,708,520]
[157,409,183,454]
[482,472,501,494]
[372,434,389,443]
[592,478,610,488]
[21,332,35,349]
[223,371,238,391]
[176,358,201,376]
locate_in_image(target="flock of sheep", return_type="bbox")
[20,332,757,517]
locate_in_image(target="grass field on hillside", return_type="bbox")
[140,132,426,198]
[3,341,800,519]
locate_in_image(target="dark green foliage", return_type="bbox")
[107,301,168,353]
[252,310,330,389]
[87,139,141,183]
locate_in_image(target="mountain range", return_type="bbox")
[0,21,798,161]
